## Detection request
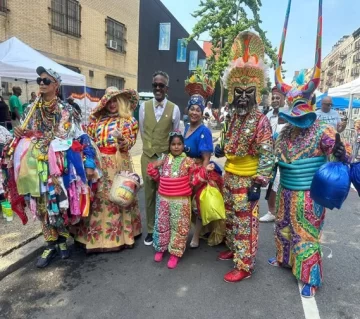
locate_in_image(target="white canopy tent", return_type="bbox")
[328,77,360,127]
[0,37,88,120]
[328,77,360,98]
[0,37,85,86]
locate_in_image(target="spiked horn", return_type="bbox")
[301,0,323,97]
[274,0,292,95]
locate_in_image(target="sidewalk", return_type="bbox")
[0,129,222,280]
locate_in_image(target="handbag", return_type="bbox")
[108,120,142,207]
[199,184,226,226]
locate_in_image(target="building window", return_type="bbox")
[106,18,126,53]
[0,0,7,13]
[106,75,125,90]
[51,0,81,38]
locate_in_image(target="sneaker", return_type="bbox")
[223,269,251,283]
[268,257,279,267]
[217,250,234,261]
[36,247,57,268]
[167,255,180,269]
[144,233,153,246]
[301,284,317,298]
[154,252,164,262]
[259,212,276,222]
[57,242,70,259]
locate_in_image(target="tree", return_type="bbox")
[187,0,278,105]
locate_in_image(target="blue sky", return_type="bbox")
[161,0,360,84]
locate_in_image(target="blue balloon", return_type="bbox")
[350,162,360,196]
[310,162,350,210]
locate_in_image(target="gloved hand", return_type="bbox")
[248,183,261,201]
[332,133,346,161]
[214,144,225,158]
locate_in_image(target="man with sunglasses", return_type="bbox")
[9,66,96,268]
[316,96,346,133]
[139,70,181,246]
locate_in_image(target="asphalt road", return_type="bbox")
[0,190,359,319]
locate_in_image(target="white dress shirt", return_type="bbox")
[266,109,280,135]
[139,98,181,136]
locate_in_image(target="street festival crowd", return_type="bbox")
[0,0,359,299]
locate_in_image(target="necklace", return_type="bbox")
[188,122,201,132]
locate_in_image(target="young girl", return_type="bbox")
[147,132,213,269]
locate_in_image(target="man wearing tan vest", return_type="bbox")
[139,71,181,246]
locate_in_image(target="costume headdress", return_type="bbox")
[275,0,322,128]
[222,31,266,105]
[185,68,214,112]
[89,86,139,122]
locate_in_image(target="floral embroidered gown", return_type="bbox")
[75,114,142,252]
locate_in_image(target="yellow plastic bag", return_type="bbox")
[199,185,226,226]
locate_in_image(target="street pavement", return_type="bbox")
[0,188,359,319]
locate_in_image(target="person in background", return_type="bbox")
[220,102,230,123]
[316,96,346,133]
[139,70,181,246]
[9,86,22,128]
[203,101,213,118]
[259,87,285,222]
[67,96,82,116]
[0,96,11,125]
[22,92,38,116]
[29,92,37,103]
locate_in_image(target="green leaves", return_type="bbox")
[187,0,277,82]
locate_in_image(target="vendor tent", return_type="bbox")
[328,77,360,98]
[0,37,85,86]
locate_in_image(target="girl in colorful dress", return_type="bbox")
[75,87,142,253]
[147,132,214,269]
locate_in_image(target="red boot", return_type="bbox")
[217,250,234,261]
[223,269,251,283]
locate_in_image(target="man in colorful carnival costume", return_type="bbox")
[7,66,96,268]
[214,31,274,283]
[269,0,351,298]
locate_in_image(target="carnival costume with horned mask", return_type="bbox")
[215,31,274,283]
[269,0,351,298]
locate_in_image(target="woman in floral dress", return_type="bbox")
[75,87,142,253]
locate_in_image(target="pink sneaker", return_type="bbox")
[167,255,180,269]
[154,252,164,262]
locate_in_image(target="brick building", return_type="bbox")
[0,0,140,99]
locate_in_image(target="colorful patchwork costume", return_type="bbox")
[147,152,208,267]
[271,0,352,298]
[74,87,142,253]
[216,31,274,282]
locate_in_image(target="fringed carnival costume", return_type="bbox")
[215,31,274,283]
[4,67,97,268]
[270,0,352,298]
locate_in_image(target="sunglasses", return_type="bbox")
[169,131,182,137]
[152,82,167,89]
[37,77,56,85]
[322,103,333,107]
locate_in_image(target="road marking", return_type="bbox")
[298,281,321,319]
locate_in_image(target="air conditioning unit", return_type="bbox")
[109,40,118,50]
